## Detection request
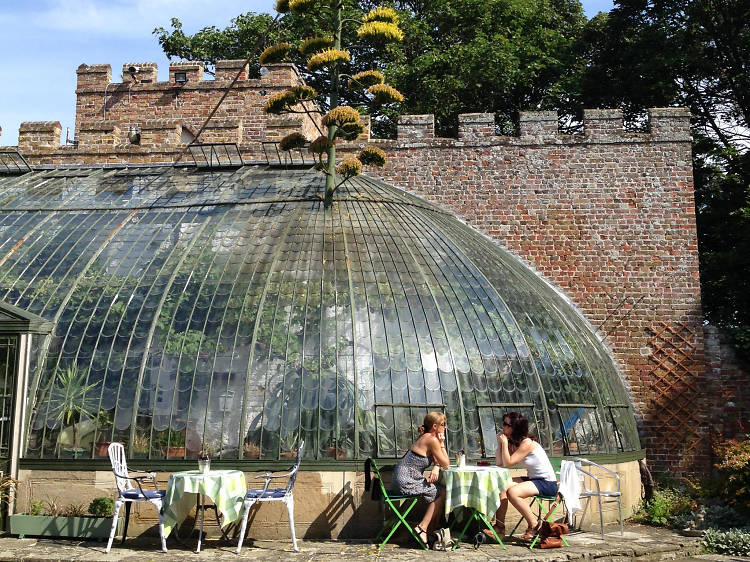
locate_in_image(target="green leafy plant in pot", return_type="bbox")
[48,365,99,458]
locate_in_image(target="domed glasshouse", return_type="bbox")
[0,164,639,463]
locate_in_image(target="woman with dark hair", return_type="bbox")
[487,412,557,540]
[391,411,451,547]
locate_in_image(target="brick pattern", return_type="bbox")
[1,61,705,474]
[705,325,750,438]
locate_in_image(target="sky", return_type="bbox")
[0,0,614,147]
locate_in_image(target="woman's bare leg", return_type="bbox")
[427,487,446,531]
[506,481,541,530]
[494,476,524,526]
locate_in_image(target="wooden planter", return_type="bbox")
[9,514,123,541]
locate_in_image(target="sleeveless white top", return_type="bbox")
[519,440,556,481]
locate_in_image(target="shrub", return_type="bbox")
[633,488,695,526]
[703,527,750,555]
[714,434,750,513]
[705,504,748,529]
[88,497,114,517]
[62,503,87,517]
[29,500,43,516]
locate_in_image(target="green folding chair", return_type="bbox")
[369,459,429,551]
[508,459,570,549]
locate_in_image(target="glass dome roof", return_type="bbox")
[0,165,639,461]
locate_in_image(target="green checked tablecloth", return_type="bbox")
[440,466,512,519]
[162,469,246,537]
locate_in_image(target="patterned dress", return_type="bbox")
[391,449,441,503]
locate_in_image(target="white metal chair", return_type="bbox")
[236,440,304,553]
[572,457,623,538]
[106,442,168,553]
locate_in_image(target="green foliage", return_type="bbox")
[154,13,276,77]
[633,487,695,526]
[153,427,186,448]
[704,504,748,529]
[29,500,44,516]
[48,365,99,450]
[703,527,750,556]
[88,497,114,517]
[389,0,586,135]
[713,434,750,513]
[580,0,750,347]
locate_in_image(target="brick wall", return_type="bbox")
[356,108,707,474]
[1,62,707,474]
[705,325,750,439]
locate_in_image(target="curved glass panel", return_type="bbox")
[0,166,640,460]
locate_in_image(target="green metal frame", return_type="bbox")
[451,507,506,550]
[370,459,428,551]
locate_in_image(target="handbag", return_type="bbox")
[431,527,454,551]
[540,536,563,549]
[540,520,569,538]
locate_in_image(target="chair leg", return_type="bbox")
[105,499,123,553]
[617,497,623,536]
[286,496,299,552]
[156,504,168,553]
[122,502,132,543]
[377,498,420,551]
[597,495,605,540]
[236,499,254,554]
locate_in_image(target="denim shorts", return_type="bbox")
[523,477,558,497]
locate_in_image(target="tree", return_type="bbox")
[154,0,586,136]
[578,0,750,355]
[389,0,586,135]
[259,1,403,207]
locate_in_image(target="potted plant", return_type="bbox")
[48,365,98,458]
[93,410,114,457]
[243,441,260,459]
[131,431,150,458]
[155,428,186,458]
[10,496,123,540]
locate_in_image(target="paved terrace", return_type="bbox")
[0,523,715,561]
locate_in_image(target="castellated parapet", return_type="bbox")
[5,61,692,166]
[1,61,704,474]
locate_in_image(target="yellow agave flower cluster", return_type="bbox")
[358,7,403,41]
[263,85,317,114]
[259,42,293,66]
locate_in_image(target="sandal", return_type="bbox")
[481,521,505,540]
[414,525,429,548]
[520,522,540,541]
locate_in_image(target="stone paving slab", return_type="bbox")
[0,523,706,561]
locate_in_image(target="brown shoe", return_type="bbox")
[482,522,505,540]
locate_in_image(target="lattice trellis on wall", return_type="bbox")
[647,321,705,458]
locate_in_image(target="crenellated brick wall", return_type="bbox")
[0,62,710,474]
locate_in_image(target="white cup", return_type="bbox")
[458,454,466,468]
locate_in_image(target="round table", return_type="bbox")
[440,465,512,549]
[162,469,246,552]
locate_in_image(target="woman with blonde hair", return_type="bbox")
[391,411,450,547]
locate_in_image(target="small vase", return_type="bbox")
[198,459,210,473]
